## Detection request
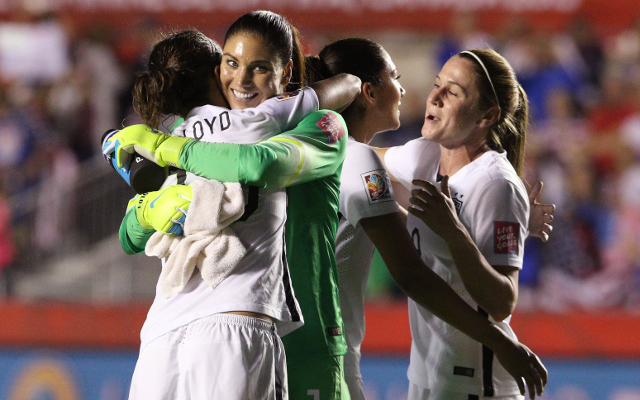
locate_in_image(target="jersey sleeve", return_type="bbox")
[178,110,347,188]
[470,179,529,269]
[255,87,319,132]
[119,206,154,254]
[384,137,439,190]
[339,143,398,227]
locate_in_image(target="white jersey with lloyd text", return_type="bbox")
[385,137,529,398]
[336,137,398,399]
[139,88,319,349]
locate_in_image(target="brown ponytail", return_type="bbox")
[132,30,222,129]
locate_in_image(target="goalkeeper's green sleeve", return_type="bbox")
[178,110,347,188]
[119,207,154,254]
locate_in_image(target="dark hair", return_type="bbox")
[225,10,304,92]
[458,48,528,177]
[306,38,387,85]
[132,30,222,129]
[306,38,389,118]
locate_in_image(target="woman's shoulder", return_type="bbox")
[463,151,527,197]
[343,140,385,172]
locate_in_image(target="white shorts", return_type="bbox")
[129,313,287,400]
[408,382,524,400]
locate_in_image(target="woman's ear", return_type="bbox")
[477,105,501,128]
[281,59,293,89]
[361,82,376,105]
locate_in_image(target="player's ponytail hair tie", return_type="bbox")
[460,50,500,109]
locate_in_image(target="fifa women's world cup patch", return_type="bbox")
[361,170,393,204]
[494,221,520,255]
[316,113,345,144]
[275,89,302,101]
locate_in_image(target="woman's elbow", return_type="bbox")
[489,299,517,322]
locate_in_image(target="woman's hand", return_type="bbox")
[527,181,555,242]
[408,176,465,242]
[492,334,548,399]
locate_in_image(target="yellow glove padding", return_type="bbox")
[133,185,193,235]
[107,124,191,169]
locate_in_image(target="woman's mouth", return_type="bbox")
[231,89,259,101]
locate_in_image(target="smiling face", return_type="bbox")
[220,32,291,109]
[421,56,488,148]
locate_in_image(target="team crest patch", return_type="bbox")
[275,89,302,101]
[316,113,345,144]
[361,170,393,204]
[494,221,520,255]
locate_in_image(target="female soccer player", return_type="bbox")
[307,39,548,400]
[381,48,539,400]
[112,25,360,400]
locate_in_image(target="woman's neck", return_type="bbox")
[439,141,490,177]
[342,112,376,144]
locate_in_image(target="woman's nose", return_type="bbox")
[236,67,252,86]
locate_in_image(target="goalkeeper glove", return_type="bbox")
[101,124,191,169]
[129,185,193,235]
[102,129,167,194]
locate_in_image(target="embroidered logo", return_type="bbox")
[361,170,393,204]
[494,221,520,255]
[449,190,463,215]
[316,113,345,144]
[275,88,302,101]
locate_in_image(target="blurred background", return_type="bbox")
[0,0,639,399]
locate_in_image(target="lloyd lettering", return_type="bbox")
[189,111,231,139]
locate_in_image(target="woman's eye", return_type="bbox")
[254,66,268,73]
[395,75,402,80]
[226,59,237,68]
[434,83,440,88]
[448,90,457,96]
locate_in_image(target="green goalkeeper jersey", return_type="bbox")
[120,110,348,357]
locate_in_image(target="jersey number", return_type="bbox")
[307,389,319,400]
[411,227,422,256]
[238,186,259,222]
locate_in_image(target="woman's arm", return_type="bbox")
[179,110,347,188]
[310,73,361,112]
[119,207,154,254]
[409,176,520,322]
[360,211,546,397]
[361,211,510,335]
[105,111,348,189]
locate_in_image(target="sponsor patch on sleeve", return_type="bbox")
[361,170,394,204]
[275,88,302,101]
[494,221,520,255]
[316,112,345,144]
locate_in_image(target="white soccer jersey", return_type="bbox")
[385,137,530,398]
[139,88,318,349]
[336,137,398,398]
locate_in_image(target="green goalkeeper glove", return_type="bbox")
[102,124,191,169]
[128,185,193,235]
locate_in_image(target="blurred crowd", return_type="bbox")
[0,9,639,311]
